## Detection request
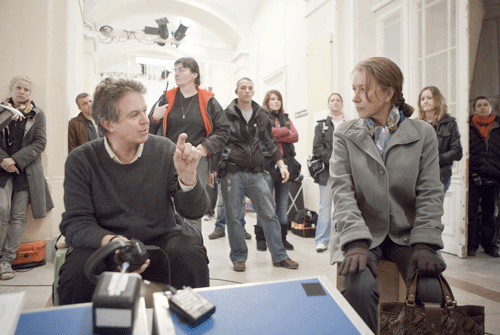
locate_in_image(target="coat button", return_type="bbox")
[379,170,385,175]
[404,238,409,243]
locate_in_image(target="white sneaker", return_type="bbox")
[0,261,15,280]
[316,243,327,252]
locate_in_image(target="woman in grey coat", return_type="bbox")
[330,58,446,333]
[0,76,53,280]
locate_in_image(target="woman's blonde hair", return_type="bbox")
[417,86,448,124]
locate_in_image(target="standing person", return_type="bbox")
[468,96,500,257]
[204,172,217,220]
[0,76,53,280]
[312,93,347,252]
[149,57,229,233]
[208,186,250,239]
[219,77,298,272]
[417,86,462,195]
[68,93,100,153]
[58,77,209,304]
[255,90,298,251]
[330,57,446,333]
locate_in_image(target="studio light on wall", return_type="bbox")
[172,22,189,41]
[144,17,169,39]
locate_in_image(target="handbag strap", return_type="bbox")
[406,271,456,308]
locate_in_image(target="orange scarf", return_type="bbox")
[472,113,495,143]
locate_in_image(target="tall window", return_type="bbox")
[416,0,457,116]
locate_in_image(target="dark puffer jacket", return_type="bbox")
[312,116,334,186]
[435,114,463,181]
[469,114,500,182]
[221,99,282,169]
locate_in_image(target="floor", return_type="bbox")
[1,212,499,334]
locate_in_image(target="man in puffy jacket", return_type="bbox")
[217,77,298,272]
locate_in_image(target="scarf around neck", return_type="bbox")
[4,97,33,115]
[365,105,405,156]
[472,113,495,143]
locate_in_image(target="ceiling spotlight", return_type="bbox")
[171,43,180,49]
[172,22,188,41]
[144,17,169,40]
[99,25,113,37]
[156,17,169,39]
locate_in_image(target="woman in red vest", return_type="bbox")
[149,58,229,234]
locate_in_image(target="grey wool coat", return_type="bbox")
[0,106,54,218]
[329,116,445,264]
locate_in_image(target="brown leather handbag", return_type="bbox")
[379,271,484,335]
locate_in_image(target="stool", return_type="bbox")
[287,175,304,217]
[52,235,71,306]
[336,260,406,303]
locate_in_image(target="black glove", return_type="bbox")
[339,240,378,277]
[408,243,446,278]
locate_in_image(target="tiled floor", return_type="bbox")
[1,212,499,334]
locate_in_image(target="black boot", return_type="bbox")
[281,224,294,250]
[254,225,267,251]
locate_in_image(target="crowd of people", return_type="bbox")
[1,56,498,332]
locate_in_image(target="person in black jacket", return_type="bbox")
[218,78,298,272]
[149,57,229,234]
[468,96,500,257]
[417,86,462,195]
[312,93,348,252]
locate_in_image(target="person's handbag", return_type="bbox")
[379,271,484,335]
[307,155,324,180]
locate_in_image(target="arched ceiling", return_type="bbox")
[84,0,263,69]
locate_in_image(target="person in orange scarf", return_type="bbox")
[468,96,500,257]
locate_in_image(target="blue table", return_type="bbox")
[16,276,373,335]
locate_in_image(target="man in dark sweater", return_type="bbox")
[58,77,210,305]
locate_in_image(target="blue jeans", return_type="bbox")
[221,171,289,264]
[315,178,332,245]
[214,186,246,231]
[184,157,209,234]
[441,178,451,196]
[257,172,290,227]
[0,178,30,263]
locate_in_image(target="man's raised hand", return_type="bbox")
[173,133,201,186]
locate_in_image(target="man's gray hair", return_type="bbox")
[92,77,147,135]
[75,93,90,106]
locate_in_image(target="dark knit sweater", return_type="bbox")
[60,135,209,249]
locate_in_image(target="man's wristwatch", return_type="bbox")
[280,165,288,170]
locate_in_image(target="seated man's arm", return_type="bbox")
[60,151,115,249]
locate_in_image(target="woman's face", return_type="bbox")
[268,93,282,112]
[474,99,491,119]
[352,71,391,125]
[420,89,435,112]
[10,80,31,107]
[174,63,197,88]
[328,94,343,114]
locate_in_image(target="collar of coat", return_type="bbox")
[341,117,421,163]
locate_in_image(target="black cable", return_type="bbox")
[0,284,52,287]
[209,278,243,285]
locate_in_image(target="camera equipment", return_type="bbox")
[85,239,158,285]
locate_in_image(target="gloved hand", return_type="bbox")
[339,240,378,277]
[408,243,446,278]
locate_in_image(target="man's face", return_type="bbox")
[236,79,254,104]
[10,80,31,107]
[77,95,93,118]
[105,92,149,146]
